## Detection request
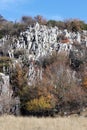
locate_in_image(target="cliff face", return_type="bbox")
[0,23,87,85]
[1,23,87,60]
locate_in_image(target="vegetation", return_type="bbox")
[10,63,27,96]
[0,14,87,116]
[9,52,87,116]
[26,96,52,111]
[0,15,87,38]
[0,116,87,130]
[0,56,12,73]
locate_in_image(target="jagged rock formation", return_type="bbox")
[0,73,20,115]
[0,23,87,115]
[0,23,87,60]
[0,23,82,59]
[0,23,87,84]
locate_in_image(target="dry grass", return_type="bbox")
[0,115,87,130]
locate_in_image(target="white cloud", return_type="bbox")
[0,0,23,10]
[1,0,19,3]
[1,0,14,4]
[0,0,29,8]
[0,0,27,4]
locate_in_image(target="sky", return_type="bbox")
[0,0,87,22]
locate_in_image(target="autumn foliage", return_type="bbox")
[83,78,87,89]
[9,52,87,116]
[26,96,52,112]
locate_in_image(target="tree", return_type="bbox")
[21,16,35,25]
[64,19,84,32]
[47,20,57,27]
[42,52,87,112]
[34,15,47,25]
[10,64,27,96]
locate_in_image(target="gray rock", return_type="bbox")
[0,73,20,115]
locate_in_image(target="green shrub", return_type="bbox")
[26,96,52,112]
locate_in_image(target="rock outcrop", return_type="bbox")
[0,23,87,115]
[0,23,87,84]
[0,73,20,115]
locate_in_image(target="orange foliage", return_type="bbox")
[82,77,87,89]
[61,38,70,43]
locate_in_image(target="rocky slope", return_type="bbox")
[0,23,87,115]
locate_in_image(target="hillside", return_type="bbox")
[0,17,87,116]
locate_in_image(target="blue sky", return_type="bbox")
[0,0,87,22]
